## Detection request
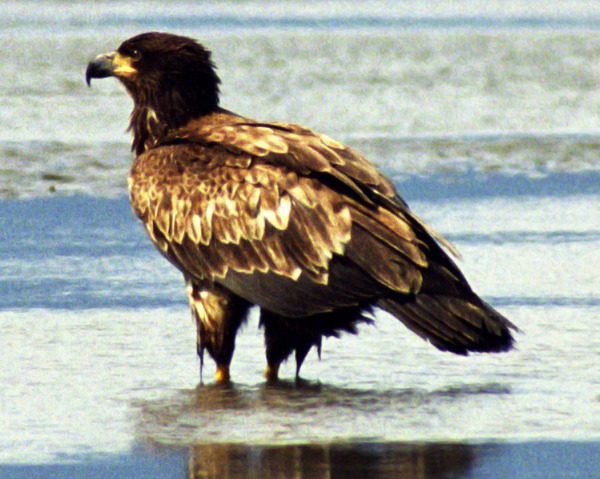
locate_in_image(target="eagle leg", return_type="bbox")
[260,305,373,381]
[260,310,320,381]
[196,338,205,383]
[186,277,251,383]
[260,311,295,382]
[294,340,316,380]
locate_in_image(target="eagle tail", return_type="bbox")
[376,293,517,355]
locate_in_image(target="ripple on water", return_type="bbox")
[133,381,512,446]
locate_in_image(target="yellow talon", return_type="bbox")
[215,365,230,383]
[264,364,280,382]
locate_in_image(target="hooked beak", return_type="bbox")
[86,52,137,86]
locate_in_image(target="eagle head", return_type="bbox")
[86,32,221,151]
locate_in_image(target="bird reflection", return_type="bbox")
[134,381,509,445]
[134,382,507,478]
[186,442,476,479]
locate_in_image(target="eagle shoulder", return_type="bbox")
[128,134,353,285]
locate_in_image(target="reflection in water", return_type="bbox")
[136,379,511,415]
[134,381,511,445]
[134,382,510,478]
[186,441,476,479]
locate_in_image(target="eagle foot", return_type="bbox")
[215,365,231,384]
[264,364,280,382]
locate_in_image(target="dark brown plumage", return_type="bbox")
[86,32,518,383]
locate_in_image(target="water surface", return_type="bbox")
[1,1,599,476]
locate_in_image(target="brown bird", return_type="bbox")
[86,32,517,383]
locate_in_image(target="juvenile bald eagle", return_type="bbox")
[86,32,517,383]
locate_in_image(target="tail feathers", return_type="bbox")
[377,293,518,355]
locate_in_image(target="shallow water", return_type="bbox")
[1,1,599,476]
[1,442,599,479]
[1,180,598,466]
[4,7,600,197]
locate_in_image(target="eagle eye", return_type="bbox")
[130,49,142,61]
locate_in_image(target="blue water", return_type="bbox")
[0,442,599,479]
[1,1,599,476]
[2,174,598,471]
[2,171,597,311]
[6,1,600,34]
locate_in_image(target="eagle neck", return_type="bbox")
[129,89,219,155]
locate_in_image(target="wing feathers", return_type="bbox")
[378,293,515,354]
[345,225,422,293]
[130,114,515,355]
[349,205,426,265]
[132,124,437,296]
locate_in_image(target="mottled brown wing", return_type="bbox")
[166,114,459,255]
[129,139,350,275]
[131,118,517,351]
[129,121,430,315]
[162,115,398,204]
